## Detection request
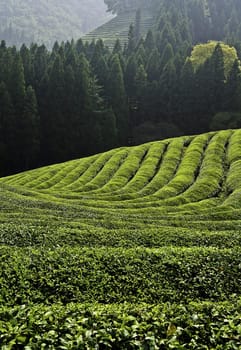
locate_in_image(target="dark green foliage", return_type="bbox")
[210,112,241,130]
[1,129,241,346]
[125,54,138,95]
[209,43,226,112]
[19,86,39,169]
[109,54,129,144]
[144,30,155,52]
[1,301,240,349]
[2,0,241,176]
[146,48,160,81]
[126,24,136,55]
[0,82,17,174]
[225,59,241,111]
[1,246,241,305]
[10,53,26,114]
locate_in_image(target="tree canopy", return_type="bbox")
[1,0,241,176]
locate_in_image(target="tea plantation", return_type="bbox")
[0,129,241,349]
[83,8,154,48]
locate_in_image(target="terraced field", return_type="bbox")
[83,9,154,48]
[1,129,241,348]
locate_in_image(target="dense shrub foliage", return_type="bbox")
[0,130,241,347]
[1,246,241,305]
[1,301,241,349]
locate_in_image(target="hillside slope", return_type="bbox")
[0,0,111,47]
[83,8,154,48]
[2,129,240,210]
[1,129,241,229]
[1,129,241,347]
[83,0,241,48]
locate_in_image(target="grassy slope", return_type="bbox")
[1,129,241,348]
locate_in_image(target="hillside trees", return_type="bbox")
[209,43,226,112]
[0,41,119,175]
[225,59,241,111]
[0,82,16,173]
[1,0,241,175]
[109,54,129,144]
[19,86,39,169]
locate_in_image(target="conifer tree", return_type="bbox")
[91,39,105,68]
[126,24,136,56]
[101,108,118,150]
[125,54,138,95]
[93,55,109,96]
[180,58,195,114]
[160,60,177,115]
[0,82,17,174]
[135,64,147,93]
[33,45,48,87]
[10,53,26,114]
[19,86,39,169]
[160,43,174,70]
[20,44,33,86]
[159,22,176,52]
[76,38,84,54]
[135,43,146,65]
[146,48,160,81]
[134,64,147,123]
[113,39,122,55]
[210,43,226,112]
[62,64,79,158]
[226,59,241,111]
[44,54,65,162]
[144,30,155,52]
[109,54,129,144]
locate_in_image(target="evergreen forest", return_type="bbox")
[1,0,241,177]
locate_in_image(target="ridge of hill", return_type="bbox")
[83,0,241,49]
[0,0,111,48]
[2,128,241,210]
[1,129,241,346]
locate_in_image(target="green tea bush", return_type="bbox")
[1,246,241,305]
[66,150,116,191]
[93,141,167,199]
[79,149,129,192]
[181,130,231,203]
[93,145,149,193]
[133,138,186,198]
[147,133,210,200]
[1,129,241,347]
[0,300,241,349]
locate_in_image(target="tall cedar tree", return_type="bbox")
[19,86,39,169]
[109,54,129,144]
